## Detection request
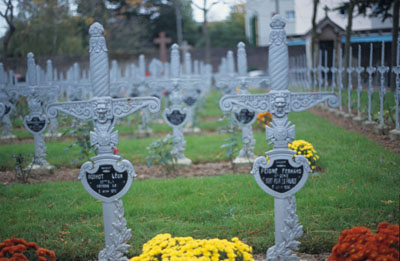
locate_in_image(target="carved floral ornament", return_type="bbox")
[89,22,108,53]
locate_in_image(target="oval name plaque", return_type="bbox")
[80,155,135,202]
[23,114,48,134]
[166,110,186,126]
[251,149,312,198]
[234,108,255,125]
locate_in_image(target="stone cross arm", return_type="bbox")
[219,91,339,114]
[46,96,161,120]
[0,102,5,117]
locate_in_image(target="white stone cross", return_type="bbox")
[377,41,389,129]
[390,40,400,139]
[354,45,365,122]
[0,63,17,139]
[346,46,355,117]
[366,43,377,123]
[11,53,59,170]
[330,49,337,93]
[322,50,330,92]
[46,22,161,261]
[337,47,345,113]
[219,15,339,261]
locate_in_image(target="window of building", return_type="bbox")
[286,10,295,20]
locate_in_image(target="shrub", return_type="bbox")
[255,112,272,129]
[288,140,319,170]
[0,238,55,261]
[130,233,254,261]
[329,222,399,261]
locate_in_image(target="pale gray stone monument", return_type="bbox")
[322,50,329,92]
[389,40,400,140]
[345,46,354,119]
[163,44,192,165]
[363,43,377,129]
[0,63,17,140]
[375,42,390,134]
[220,15,339,261]
[44,59,62,138]
[335,47,345,116]
[311,52,318,91]
[12,53,57,173]
[46,22,161,260]
[353,45,365,125]
[318,50,323,92]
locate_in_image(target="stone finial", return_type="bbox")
[170,44,180,78]
[0,63,5,84]
[227,51,234,75]
[185,52,192,75]
[269,15,288,90]
[237,42,247,77]
[27,52,37,86]
[270,14,286,29]
[139,55,146,77]
[46,60,53,83]
[89,22,110,97]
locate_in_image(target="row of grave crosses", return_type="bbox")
[219,15,340,260]
[288,41,399,138]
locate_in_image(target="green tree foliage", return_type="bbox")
[8,0,86,57]
[207,4,248,48]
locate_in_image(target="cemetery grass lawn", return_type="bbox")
[0,111,399,260]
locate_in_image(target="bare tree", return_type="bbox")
[191,0,222,63]
[0,0,16,63]
[311,0,319,68]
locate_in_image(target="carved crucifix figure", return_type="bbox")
[220,15,339,260]
[46,22,161,261]
[154,32,172,64]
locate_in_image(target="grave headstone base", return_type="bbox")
[183,127,201,134]
[352,116,363,126]
[25,164,55,176]
[0,134,16,140]
[134,129,153,138]
[374,124,390,135]
[389,129,400,140]
[233,156,257,168]
[362,120,376,129]
[176,157,192,166]
[328,108,336,113]
[333,110,345,117]
[44,132,62,138]
[343,113,353,120]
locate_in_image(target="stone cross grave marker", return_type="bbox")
[148,44,192,165]
[11,53,58,172]
[389,40,400,140]
[0,63,17,139]
[330,49,337,95]
[345,46,355,118]
[180,40,191,63]
[364,43,377,128]
[219,15,339,261]
[322,50,329,92]
[44,59,62,138]
[375,41,390,134]
[318,50,323,92]
[154,32,172,64]
[46,23,161,260]
[336,47,345,116]
[353,45,365,124]
[311,52,317,91]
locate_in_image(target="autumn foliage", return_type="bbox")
[329,222,399,261]
[0,238,55,261]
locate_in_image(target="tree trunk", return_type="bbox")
[2,24,15,64]
[390,0,399,90]
[202,1,211,64]
[174,0,183,46]
[344,1,354,87]
[311,0,319,68]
